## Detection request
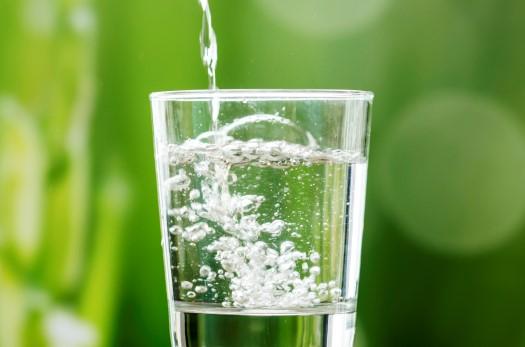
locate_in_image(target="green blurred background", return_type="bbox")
[1,0,525,346]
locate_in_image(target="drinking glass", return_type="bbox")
[150,89,373,347]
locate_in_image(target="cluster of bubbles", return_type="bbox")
[165,123,353,308]
[167,164,285,243]
[207,237,342,308]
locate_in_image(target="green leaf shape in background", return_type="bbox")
[0,96,44,272]
[80,166,130,347]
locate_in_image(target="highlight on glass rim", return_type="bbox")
[2,0,525,346]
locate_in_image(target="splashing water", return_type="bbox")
[165,115,365,309]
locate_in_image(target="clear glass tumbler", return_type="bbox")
[150,90,373,347]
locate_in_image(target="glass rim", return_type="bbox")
[150,89,374,102]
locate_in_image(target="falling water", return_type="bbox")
[198,0,220,130]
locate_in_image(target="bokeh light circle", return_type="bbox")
[255,0,390,37]
[378,93,525,254]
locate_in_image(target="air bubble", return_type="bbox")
[181,281,193,290]
[330,288,342,298]
[199,265,212,277]
[194,161,209,176]
[189,189,200,200]
[318,289,329,299]
[187,291,196,298]
[182,222,214,242]
[262,220,285,235]
[310,266,321,276]
[166,169,191,191]
[169,225,182,235]
[310,252,321,263]
[280,241,295,254]
[195,285,208,294]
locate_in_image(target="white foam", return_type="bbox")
[167,138,362,168]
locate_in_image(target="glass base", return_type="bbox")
[173,310,356,347]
